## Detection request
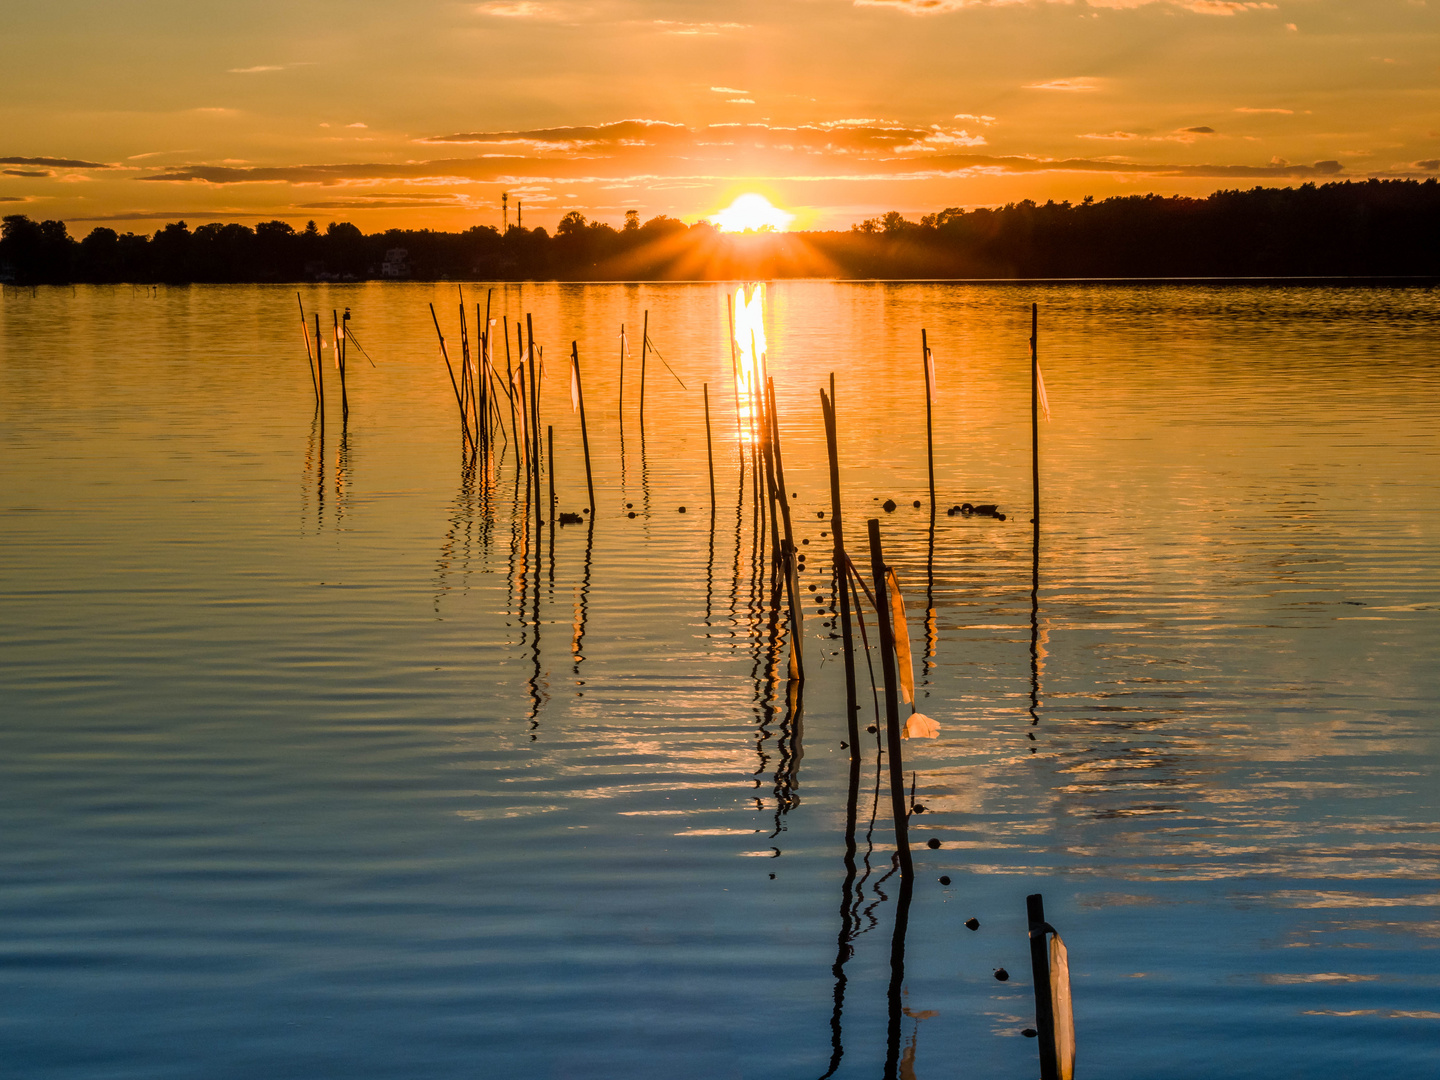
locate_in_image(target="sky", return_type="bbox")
[1,0,1437,234]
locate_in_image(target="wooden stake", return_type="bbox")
[821,378,859,759]
[547,423,556,527]
[1027,893,1060,1080]
[1031,303,1040,535]
[704,382,716,519]
[571,343,596,515]
[867,518,912,878]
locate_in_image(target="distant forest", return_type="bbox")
[3,180,1438,285]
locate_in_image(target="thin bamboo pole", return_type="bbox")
[639,310,649,432]
[298,294,317,402]
[430,303,469,446]
[923,328,934,516]
[526,313,542,525]
[618,322,625,427]
[571,343,596,515]
[867,518,912,879]
[335,310,348,422]
[314,312,325,431]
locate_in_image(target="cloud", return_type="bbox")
[0,195,27,203]
[476,1,550,15]
[1173,0,1276,13]
[1416,159,1439,170]
[347,122,368,129]
[655,21,748,34]
[0,155,109,168]
[858,0,1276,12]
[3,169,52,177]
[711,86,749,94]
[228,65,284,74]
[1025,79,1100,91]
[728,99,756,105]
[1184,126,1216,134]
[955,114,997,125]
[1235,107,1294,114]
[420,119,690,151]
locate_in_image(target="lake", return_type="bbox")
[1,281,1437,1079]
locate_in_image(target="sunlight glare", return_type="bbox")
[712,193,794,233]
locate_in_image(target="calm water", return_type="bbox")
[1,282,1437,1079]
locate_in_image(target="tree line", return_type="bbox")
[2,180,1437,285]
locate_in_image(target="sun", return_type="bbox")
[711,193,795,233]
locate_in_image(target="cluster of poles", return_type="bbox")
[301,287,1072,1080]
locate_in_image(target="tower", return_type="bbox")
[502,191,508,232]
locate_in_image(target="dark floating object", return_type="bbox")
[769,873,775,880]
[965,917,980,930]
[558,512,583,526]
[678,506,686,513]
[627,511,637,519]
[926,838,941,849]
[994,968,1010,982]
[816,511,825,519]
[939,875,951,886]
[808,584,817,591]
[867,725,878,734]
[1022,1029,1038,1039]
[882,499,897,513]
[913,499,921,508]
[626,502,633,509]
[912,803,927,814]
[840,742,848,749]
[947,502,1005,519]
[801,538,809,545]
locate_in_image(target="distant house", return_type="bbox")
[381,248,410,279]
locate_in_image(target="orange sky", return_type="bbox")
[2,0,1437,233]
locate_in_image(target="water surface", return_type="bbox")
[1,282,1437,1078]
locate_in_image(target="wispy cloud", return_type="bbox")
[654,20,748,34]
[1235,106,1294,114]
[476,1,551,16]
[0,155,110,168]
[1025,79,1100,91]
[228,65,284,74]
[711,86,749,95]
[858,0,1277,11]
[3,168,52,177]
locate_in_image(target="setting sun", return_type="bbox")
[711,193,795,233]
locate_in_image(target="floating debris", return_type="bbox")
[558,512,584,526]
[965,917,980,930]
[882,498,897,512]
